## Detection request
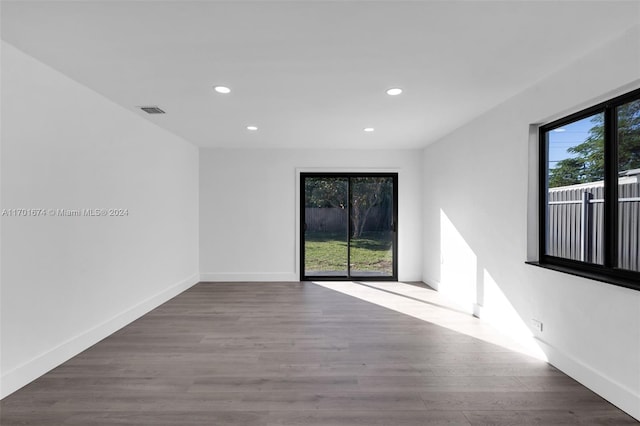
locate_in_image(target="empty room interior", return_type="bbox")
[2,1,640,425]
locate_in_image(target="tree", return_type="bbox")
[304,177,392,239]
[350,177,392,239]
[305,178,347,209]
[548,100,640,188]
[618,100,640,172]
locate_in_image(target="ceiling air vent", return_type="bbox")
[140,106,165,114]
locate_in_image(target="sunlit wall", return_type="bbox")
[422,26,640,420]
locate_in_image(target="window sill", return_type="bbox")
[525,261,640,292]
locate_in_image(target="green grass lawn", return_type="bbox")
[304,231,392,275]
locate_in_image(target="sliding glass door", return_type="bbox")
[301,173,397,280]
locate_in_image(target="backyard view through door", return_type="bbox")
[301,173,397,280]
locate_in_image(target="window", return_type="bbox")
[300,173,398,281]
[538,88,640,291]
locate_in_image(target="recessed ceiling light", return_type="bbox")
[363,127,375,132]
[214,86,231,94]
[386,88,403,96]
[247,125,258,131]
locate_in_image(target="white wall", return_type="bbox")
[422,26,640,419]
[200,149,422,282]
[3,18,637,421]
[0,42,200,398]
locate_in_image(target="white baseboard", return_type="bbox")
[424,279,638,421]
[200,272,298,282]
[422,277,440,291]
[535,337,639,421]
[0,273,200,399]
[472,302,482,318]
[201,273,425,283]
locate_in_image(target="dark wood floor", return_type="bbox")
[1,281,637,425]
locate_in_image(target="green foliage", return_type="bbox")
[304,177,393,238]
[305,178,347,208]
[548,100,640,188]
[618,100,640,172]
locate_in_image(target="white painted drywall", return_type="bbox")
[200,148,422,282]
[422,26,640,419]
[0,42,200,398]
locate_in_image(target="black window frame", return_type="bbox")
[300,172,399,282]
[534,87,640,291]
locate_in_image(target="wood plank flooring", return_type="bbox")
[1,281,637,425]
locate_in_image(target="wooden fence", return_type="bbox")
[305,206,391,233]
[305,208,347,232]
[547,180,639,270]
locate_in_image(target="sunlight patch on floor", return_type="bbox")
[311,280,547,362]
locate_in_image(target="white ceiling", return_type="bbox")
[2,1,639,149]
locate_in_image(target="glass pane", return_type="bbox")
[617,99,640,272]
[304,177,348,277]
[350,177,394,277]
[546,113,605,264]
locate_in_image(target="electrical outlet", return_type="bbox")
[531,319,543,333]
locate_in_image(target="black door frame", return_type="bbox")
[300,172,398,281]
